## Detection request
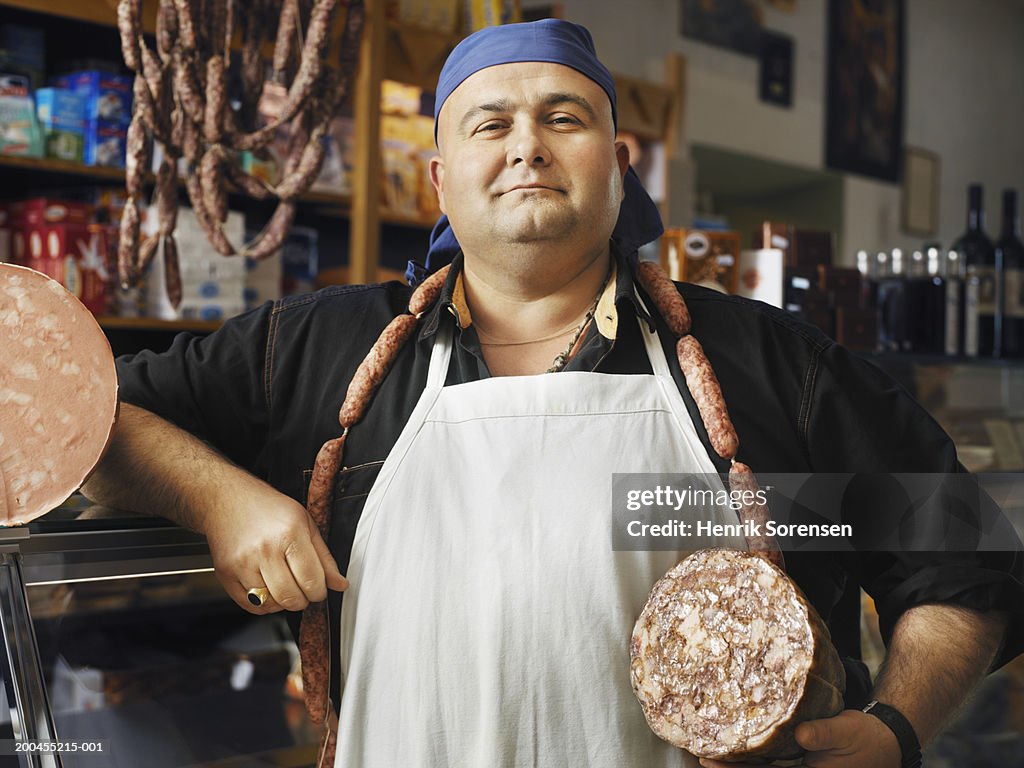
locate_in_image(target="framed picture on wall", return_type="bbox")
[825,0,905,182]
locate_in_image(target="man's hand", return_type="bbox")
[82,403,348,613]
[203,483,348,614]
[698,709,900,768]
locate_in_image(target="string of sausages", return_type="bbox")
[299,260,783,766]
[115,0,365,307]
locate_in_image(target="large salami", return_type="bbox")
[0,265,118,525]
[631,549,845,762]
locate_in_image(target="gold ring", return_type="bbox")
[246,587,271,607]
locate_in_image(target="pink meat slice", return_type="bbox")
[0,264,118,525]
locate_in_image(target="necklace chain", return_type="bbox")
[470,262,613,373]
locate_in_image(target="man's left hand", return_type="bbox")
[697,709,901,768]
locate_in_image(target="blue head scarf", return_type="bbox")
[406,19,663,286]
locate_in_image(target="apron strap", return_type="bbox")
[426,321,455,389]
[635,289,673,380]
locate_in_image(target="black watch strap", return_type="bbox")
[862,700,923,768]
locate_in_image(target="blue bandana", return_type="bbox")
[406,19,663,286]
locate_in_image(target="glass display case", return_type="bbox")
[0,500,320,768]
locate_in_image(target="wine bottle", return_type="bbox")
[878,249,907,351]
[952,185,1000,357]
[997,189,1024,358]
[944,248,963,356]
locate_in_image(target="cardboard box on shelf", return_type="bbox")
[83,120,127,167]
[0,24,45,90]
[35,87,86,162]
[143,207,247,321]
[281,226,319,295]
[310,116,356,196]
[0,73,44,157]
[8,199,109,315]
[244,251,284,311]
[51,70,133,126]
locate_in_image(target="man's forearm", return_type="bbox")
[81,402,266,533]
[871,603,1006,747]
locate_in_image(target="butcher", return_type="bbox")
[83,19,1024,768]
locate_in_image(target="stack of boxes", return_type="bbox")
[1,198,110,315]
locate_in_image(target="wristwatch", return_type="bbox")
[862,700,923,768]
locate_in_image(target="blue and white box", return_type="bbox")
[52,70,133,126]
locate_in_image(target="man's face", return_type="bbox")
[430,62,629,262]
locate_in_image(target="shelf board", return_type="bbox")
[0,154,127,183]
[97,316,222,333]
[0,0,139,29]
[4,156,437,228]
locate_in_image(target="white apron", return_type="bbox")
[335,311,747,767]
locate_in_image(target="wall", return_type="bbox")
[523,0,1024,264]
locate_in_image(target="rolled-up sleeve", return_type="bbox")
[806,341,1024,669]
[114,302,274,474]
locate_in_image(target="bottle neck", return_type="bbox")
[967,185,984,233]
[1003,191,1020,239]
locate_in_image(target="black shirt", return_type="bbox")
[117,252,1024,710]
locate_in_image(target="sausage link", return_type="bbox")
[173,0,198,50]
[132,72,157,139]
[339,314,418,428]
[238,15,265,133]
[185,171,236,255]
[173,49,205,125]
[200,148,228,224]
[676,335,738,460]
[156,0,178,63]
[233,0,337,151]
[408,263,451,315]
[273,0,300,84]
[333,0,364,105]
[636,260,691,337]
[729,461,784,569]
[117,197,140,289]
[306,434,346,534]
[203,55,227,143]
[274,127,327,199]
[116,0,142,71]
[125,113,149,198]
[299,601,329,724]
[163,233,183,308]
[241,200,296,260]
[223,159,274,199]
[135,234,160,276]
[155,158,179,236]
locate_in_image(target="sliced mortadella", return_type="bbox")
[0,264,118,525]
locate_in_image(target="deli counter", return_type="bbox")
[0,500,321,768]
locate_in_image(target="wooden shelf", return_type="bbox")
[97,316,222,333]
[0,0,146,30]
[2,157,437,228]
[0,154,127,183]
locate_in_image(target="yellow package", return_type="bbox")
[464,0,520,32]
